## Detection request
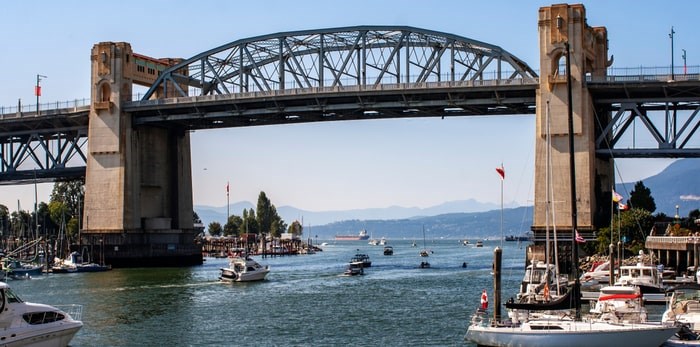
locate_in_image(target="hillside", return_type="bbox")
[195,158,700,237]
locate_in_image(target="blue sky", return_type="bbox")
[0,1,696,214]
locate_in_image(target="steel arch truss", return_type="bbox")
[0,129,88,183]
[596,101,700,157]
[142,26,537,100]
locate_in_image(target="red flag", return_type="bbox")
[495,166,505,180]
[575,230,586,244]
[34,86,41,97]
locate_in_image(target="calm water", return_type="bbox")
[12,240,539,346]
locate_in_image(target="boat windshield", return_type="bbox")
[4,288,23,303]
[675,289,700,302]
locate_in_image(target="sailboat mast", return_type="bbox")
[564,41,581,319]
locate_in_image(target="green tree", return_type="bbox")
[627,181,656,213]
[0,204,8,236]
[287,220,303,236]
[241,208,259,234]
[224,215,243,236]
[595,207,654,255]
[49,179,84,239]
[208,222,223,236]
[256,192,273,234]
[689,209,700,220]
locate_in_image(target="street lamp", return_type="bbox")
[35,74,47,115]
[675,205,680,220]
[669,27,675,80]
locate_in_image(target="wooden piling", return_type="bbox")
[493,246,502,323]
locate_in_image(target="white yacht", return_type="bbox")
[0,281,82,346]
[220,255,270,282]
[662,283,700,345]
[615,259,666,294]
[590,284,647,324]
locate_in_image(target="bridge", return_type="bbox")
[1,3,700,266]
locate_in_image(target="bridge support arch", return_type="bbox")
[83,42,202,267]
[532,4,613,259]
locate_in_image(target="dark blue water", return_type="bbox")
[10,240,531,346]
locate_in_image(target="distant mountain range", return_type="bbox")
[195,158,700,238]
[616,159,700,217]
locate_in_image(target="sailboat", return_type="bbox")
[464,42,677,346]
[419,225,430,268]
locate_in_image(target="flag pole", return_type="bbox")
[495,164,505,248]
[226,181,230,224]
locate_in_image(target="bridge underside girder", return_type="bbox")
[0,109,88,183]
[129,83,537,129]
[589,80,700,158]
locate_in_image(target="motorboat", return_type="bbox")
[350,253,371,267]
[220,255,270,282]
[580,260,616,286]
[368,239,379,246]
[343,261,364,276]
[1,258,43,279]
[615,257,666,294]
[513,260,569,304]
[379,237,387,246]
[589,284,647,324]
[419,249,430,257]
[0,281,82,346]
[662,283,700,345]
[475,240,484,247]
[383,246,393,256]
[419,261,430,269]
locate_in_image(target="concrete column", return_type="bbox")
[83,42,200,267]
[533,4,614,238]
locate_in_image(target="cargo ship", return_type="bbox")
[335,229,370,241]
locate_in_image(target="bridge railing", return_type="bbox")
[0,98,91,118]
[127,78,540,108]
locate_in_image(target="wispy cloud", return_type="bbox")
[680,195,700,201]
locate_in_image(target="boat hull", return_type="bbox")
[6,323,82,347]
[465,320,678,347]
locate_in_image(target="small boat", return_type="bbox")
[52,251,111,273]
[350,253,371,267]
[419,261,430,269]
[475,240,484,247]
[383,246,394,256]
[589,284,648,324]
[1,258,43,279]
[379,237,387,246]
[615,252,666,294]
[0,281,83,346]
[368,239,379,246]
[343,261,364,276]
[662,283,700,346]
[220,254,270,282]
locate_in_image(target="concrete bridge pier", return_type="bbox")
[82,42,202,267]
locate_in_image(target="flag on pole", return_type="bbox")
[34,86,41,97]
[495,165,505,180]
[618,202,629,211]
[575,230,586,243]
[612,190,623,203]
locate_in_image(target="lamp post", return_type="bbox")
[669,27,675,80]
[676,205,680,221]
[35,74,47,115]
